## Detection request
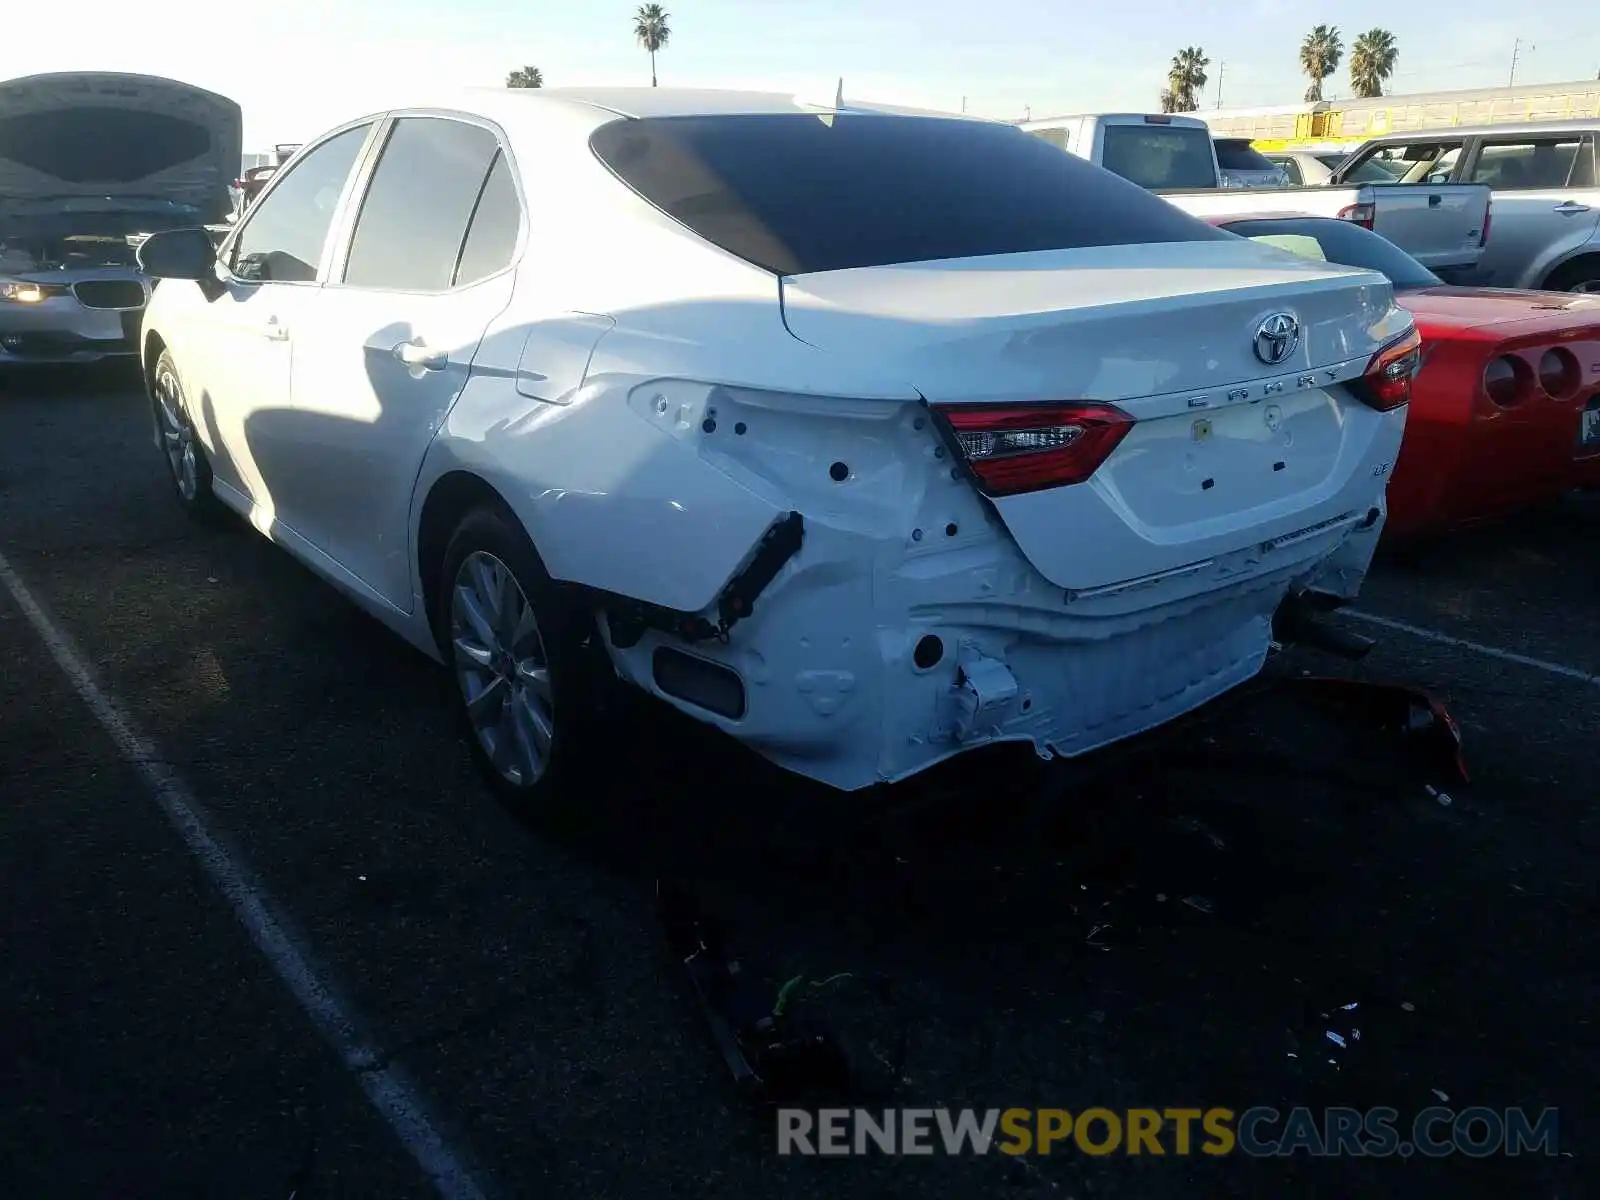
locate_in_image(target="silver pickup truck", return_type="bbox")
[1161,182,1493,278]
[1330,119,1600,292]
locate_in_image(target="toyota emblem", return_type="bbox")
[1253,312,1301,366]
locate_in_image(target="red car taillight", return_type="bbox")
[1336,201,1376,230]
[931,401,1135,497]
[1483,354,1533,407]
[1351,328,1423,411]
[1538,347,1581,399]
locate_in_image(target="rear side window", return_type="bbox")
[590,114,1229,276]
[452,151,522,286]
[1214,140,1279,172]
[1273,157,1304,185]
[343,117,502,291]
[1468,137,1592,190]
[1100,124,1217,189]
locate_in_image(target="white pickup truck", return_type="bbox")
[1018,113,1493,280]
[1161,184,1494,279]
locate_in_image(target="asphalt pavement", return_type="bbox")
[1,365,1594,1199]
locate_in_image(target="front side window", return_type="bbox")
[231,124,371,283]
[1468,138,1591,190]
[342,117,503,291]
[590,113,1229,276]
[1352,141,1463,185]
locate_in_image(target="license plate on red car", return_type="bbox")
[1582,402,1600,448]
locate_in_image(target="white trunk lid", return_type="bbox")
[779,240,1412,593]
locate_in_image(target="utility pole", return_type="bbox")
[1509,38,1527,87]
[961,95,967,113]
[1215,60,1224,109]
[1024,104,1032,121]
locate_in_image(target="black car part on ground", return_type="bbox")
[658,879,883,1105]
[659,633,1467,1102]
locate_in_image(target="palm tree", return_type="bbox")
[1165,46,1210,112]
[1300,24,1344,102]
[634,5,671,87]
[1158,87,1178,114]
[505,66,543,89]
[1349,29,1398,98]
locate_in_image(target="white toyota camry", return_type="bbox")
[134,86,1418,806]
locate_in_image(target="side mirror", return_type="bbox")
[136,227,218,281]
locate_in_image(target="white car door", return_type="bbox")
[192,123,376,526]
[284,115,520,608]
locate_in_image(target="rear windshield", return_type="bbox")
[1213,139,1280,172]
[0,106,211,183]
[589,113,1229,275]
[1098,123,1217,190]
[1221,216,1441,290]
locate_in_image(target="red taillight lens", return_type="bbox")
[1352,328,1423,411]
[1483,354,1531,407]
[1336,202,1376,230]
[932,402,1135,497]
[1538,346,1581,399]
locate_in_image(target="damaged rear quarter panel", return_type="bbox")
[420,303,921,615]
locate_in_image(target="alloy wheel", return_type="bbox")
[449,550,556,787]
[155,368,199,502]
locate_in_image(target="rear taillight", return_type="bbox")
[932,401,1135,497]
[1352,328,1423,411]
[1483,354,1532,407]
[1538,346,1581,399]
[1336,202,1376,230]
[1479,199,1493,248]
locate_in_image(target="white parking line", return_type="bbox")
[1342,608,1600,687]
[0,551,491,1200]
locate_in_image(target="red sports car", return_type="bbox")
[1213,214,1600,540]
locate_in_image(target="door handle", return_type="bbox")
[1428,193,1442,207]
[1554,202,1592,215]
[393,339,447,371]
[261,316,289,341]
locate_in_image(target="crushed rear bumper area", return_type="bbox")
[596,499,1386,792]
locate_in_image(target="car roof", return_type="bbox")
[1359,116,1599,141]
[379,85,996,125]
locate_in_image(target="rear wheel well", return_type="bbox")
[1541,253,1600,291]
[417,471,519,640]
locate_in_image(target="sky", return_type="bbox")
[5,0,1598,150]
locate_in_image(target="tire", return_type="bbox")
[1542,257,1600,294]
[151,350,225,522]
[436,505,607,818]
